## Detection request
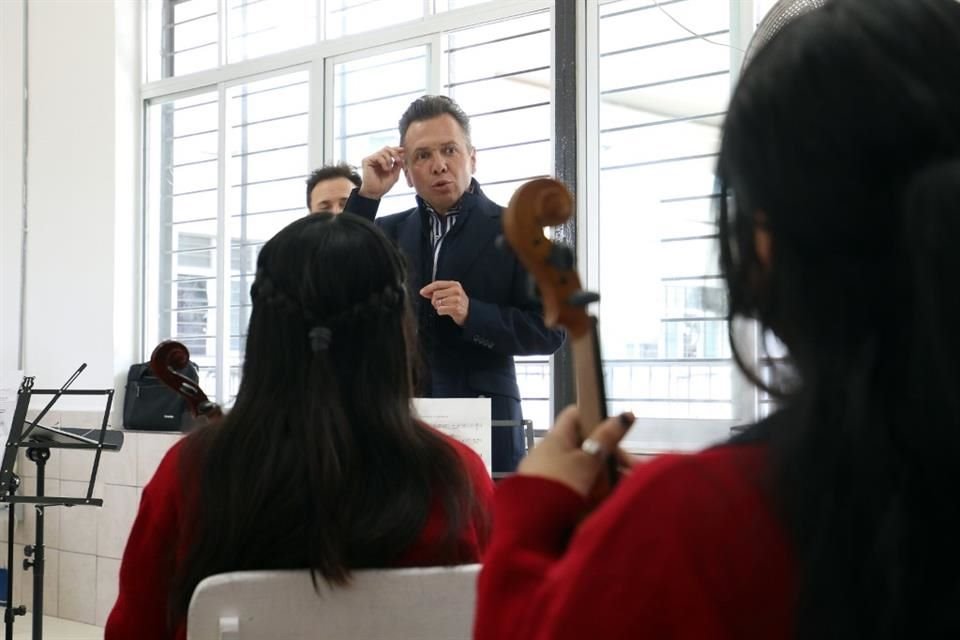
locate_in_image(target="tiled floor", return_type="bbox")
[8,615,102,639]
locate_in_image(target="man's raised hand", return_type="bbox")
[358,146,404,200]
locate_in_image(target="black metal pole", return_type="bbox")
[552,0,580,417]
[5,498,13,640]
[25,448,48,640]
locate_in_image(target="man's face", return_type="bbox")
[402,114,476,214]
[309,176,356,214]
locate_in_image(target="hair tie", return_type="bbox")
[308,326,332,352]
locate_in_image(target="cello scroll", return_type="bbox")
[149,341,222,421]
[503,178,615,496]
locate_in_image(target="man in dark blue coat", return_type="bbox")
[343,95,564,473]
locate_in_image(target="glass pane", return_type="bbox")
[225,71,310,395]
[324,0,424,40]
[147,0,219,80]
[434,0,492,10]
[169,293,217,359]
[332,46,428,216]
[175,1,219,76]
[227,0,316,63]
[446,12,553,419]
[446,11,551,197]
[145,90,221,394]
[597,0,736,423]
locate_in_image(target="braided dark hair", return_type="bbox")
[171,213,481,622]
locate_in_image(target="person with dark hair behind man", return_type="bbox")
[475,0,960,638]
[106,213,493,640]
[343,95,565,473]
[306,163,362,214]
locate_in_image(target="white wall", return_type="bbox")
[0,0,140,414]
[0,0,26,377]
[0,0,142,625]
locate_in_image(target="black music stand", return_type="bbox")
[0,365,122,640]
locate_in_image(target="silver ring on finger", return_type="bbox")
[581,438,605,458]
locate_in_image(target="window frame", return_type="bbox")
[141,0,553,405]
[581,0,764,453]
[140,0,772,447]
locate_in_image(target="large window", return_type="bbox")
[145,70,310,401]
[589,0,756,451]
[142,0,770,444]
[330,44,429,214]
[144,2,555,419]
[144,0,514,81]
[326,11,554,428]
[144,90,220,395]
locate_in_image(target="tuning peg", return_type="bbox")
[548,244,575,271]
[568,290,600,307]
[494,234,506,250]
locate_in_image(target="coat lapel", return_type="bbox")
[397,211,426,285]
[434,191,501,281]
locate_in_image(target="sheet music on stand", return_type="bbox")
[413,398,492,474]
[0,364,122,640]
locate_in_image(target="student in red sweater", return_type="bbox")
[476,0,960,638]
[106,213,493,640]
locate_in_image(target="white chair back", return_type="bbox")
[186,564,480,640]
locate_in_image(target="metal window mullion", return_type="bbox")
[324,54,338,161]
[157,100,177,353]
[316,0,326,43]
[550,0,577,418]
[162,0,176,78]
[308,54,325,169]
[582,0,599,295]
[218,0,228,67]
[139,98,151,363]
[215,84,229,402]
[431,32,444,95]
[235,81,253,368]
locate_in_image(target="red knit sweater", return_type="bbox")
[475,444,795,639]
[105,431,493,640]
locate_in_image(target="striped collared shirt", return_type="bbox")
[424,183,474,279]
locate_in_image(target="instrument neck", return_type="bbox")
[571,316,607,437]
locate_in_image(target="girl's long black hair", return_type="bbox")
[717,0,960,637]
[169,213,481,623]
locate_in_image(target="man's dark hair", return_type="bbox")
[398,95,471,146]
[305,163,362,208]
